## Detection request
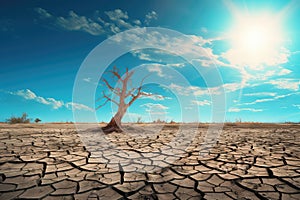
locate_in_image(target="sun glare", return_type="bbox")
[228,14,285,67]
[241,25,269,51]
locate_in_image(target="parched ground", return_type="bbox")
[0,123,299,200]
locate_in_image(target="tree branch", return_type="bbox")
[107,66,122,80]
[103,92,119,106]
[125,87,137,98]
[95,99,109,110]
[127,74,151,106]
[102,78,121,96]
[96,91,119,110]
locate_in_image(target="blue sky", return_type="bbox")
[1,0,300,123]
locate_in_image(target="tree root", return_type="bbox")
[102,125,123,134]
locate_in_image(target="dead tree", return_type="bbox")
[97,66,153,133]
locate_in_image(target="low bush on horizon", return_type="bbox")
[34,118,41,123]
[6,113,30,124]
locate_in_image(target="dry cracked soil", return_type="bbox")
[0,123,299,200]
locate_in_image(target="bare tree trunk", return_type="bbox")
[97,67,152,134]
[102,106,127,133]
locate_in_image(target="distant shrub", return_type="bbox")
[6,113,30,124]
[153,119,165,123]
[169,120,177,124]
[34,118,41,123]
[136,117,142,124]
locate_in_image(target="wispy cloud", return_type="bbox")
[10,89,64,109]
[9,89,93,111]
[243,98,274,105]
[35,8,52,19]
[83,77,92,83]
[192,99,211,106]
[141,103,168,111]
[132,49,187,67]
[140,92,171,101]
[137,63,185,78]
[65,102,94,112]
[35,8,158,36]
[244,92,277,97]
[104,9,135,33]
[269,79,300,91]
[278,68,292,76]
[147,64,165,77]
[221,46,290,70]
[105,9,129,21]
[241,91,300,106]
[112,28,219,64]
[228,107,263,112]
[144,11,158,25]
[169,82,241,97]
[132,50,163,62]
[293,104,300,109]
[244,66,293,82]
[36,8,105,35]
[56,11,105,36]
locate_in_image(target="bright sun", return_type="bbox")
[228,14,285,68]
[232,15,282,53]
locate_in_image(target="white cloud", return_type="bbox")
[56,11,105,36]
[132,49,187,67]
[147,64,164,77]
[166,63,185,67]
[45,97,64,109]
[141,103,169,118]
[9,89,93,111]
[141,103,168,111]
[132,51,161,62]
[133,19,141,26]
[244,92,277,97]
[104,9,135,32]
[35,8,152,36]
[222,83,242,93]
[130,33,212,57]
[144,62,184,78]
[241,91,300,106]
[145,11,158,25]
[65,102,94,112]
[83,77,92,83]
[111,28,216,65]
[293,104,300,109]
[278,68,292,76]
[269,79,300,91]
[169,83,201,96]
[228,108,263,112]
[10,89,64,109]
[192,100,211,106]
[105,9,128,21]
[35,8,52,19]
[140,92,171,101]
[242,98,276,106]
[222,45,290,70]
[169,82,241,97]
[247,66,293,81]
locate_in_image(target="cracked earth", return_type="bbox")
[0,123,299,199]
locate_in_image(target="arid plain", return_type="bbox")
[0,123,299,199]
